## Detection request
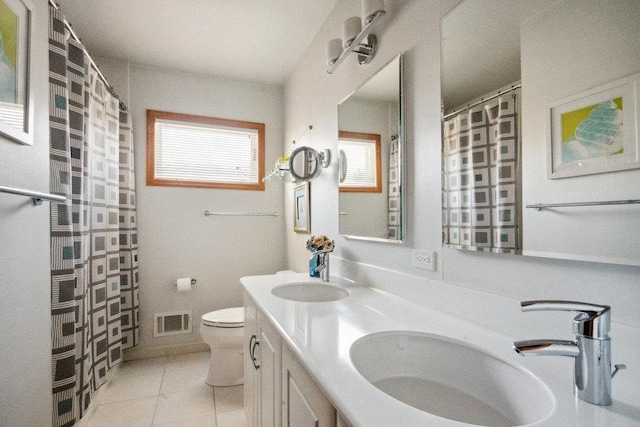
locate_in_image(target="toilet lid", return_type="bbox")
[202,307,244,327]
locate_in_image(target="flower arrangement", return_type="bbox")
[306,235,334,253]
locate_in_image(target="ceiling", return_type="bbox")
[55,0,339,86]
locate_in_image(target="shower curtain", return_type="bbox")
[442,89,521,253]
[387,135,400,239]
[48,6,139,425]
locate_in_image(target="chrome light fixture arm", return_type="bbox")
[327,11,385,74]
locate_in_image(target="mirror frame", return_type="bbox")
[287,146,331,183]
[338,54,405,244]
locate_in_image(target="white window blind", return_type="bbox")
[339,138,378,187]
[154,120,259,184]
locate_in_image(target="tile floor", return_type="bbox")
[82,351,249,427]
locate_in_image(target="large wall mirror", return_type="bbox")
[441,0,548,255]
[338,55,403,242]
[442,0,640,266]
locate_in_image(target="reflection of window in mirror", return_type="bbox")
[338,131,381,193]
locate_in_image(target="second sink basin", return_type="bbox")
[350,331,553,426]
[271,282,349,302]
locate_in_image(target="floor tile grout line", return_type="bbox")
[212,383,218,425]
[149,394,161,427]
[151,368,165,425]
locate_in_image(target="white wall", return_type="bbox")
[0,0,52,424]
[97,61,287,353]
[285,0,444,280]
[521,0,640,265]
[284,0,640,329]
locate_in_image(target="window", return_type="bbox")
[146,110,265,190]
[338,131,382,193]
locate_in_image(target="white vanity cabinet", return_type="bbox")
[257,309,282,426]
[244,296,258,424]
[245,294,282,427]
[281,344,336,426]
[244,293,340,427]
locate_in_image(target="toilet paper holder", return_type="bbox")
[175,278,197,287]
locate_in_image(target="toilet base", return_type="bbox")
[206,347,244,386]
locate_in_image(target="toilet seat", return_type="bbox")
[201,307,244,328]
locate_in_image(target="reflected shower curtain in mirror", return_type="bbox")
[48,6,139,425]
[442,89,521,253]
[388,135,400,239]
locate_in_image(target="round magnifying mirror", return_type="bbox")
[289,146,326,182]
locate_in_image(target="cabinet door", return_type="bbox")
[282,345,336,427]
[244,294,258,426]
[258,310,282,427]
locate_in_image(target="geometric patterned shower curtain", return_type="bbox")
[387,135,400,239]
[49,6,139,425]
[442,88,521,253]
[117,108,140,352]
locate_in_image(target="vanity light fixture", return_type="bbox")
[327,0,385,74]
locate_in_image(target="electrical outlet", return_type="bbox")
[413,249,436,271]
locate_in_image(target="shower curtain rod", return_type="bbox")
[48,0,126,110]
[442,84,521,120]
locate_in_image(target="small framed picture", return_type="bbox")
[0,0,34,145]
[547,72,640,179]
[293,182,310,233]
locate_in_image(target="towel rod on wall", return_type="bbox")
[526,199,640,210]
[204,211,279,217]
[0,185,67,206]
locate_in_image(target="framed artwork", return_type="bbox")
[0,0,33,145]
[548,72,640,179]
[293,182,310,233]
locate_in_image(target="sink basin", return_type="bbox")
[271,282,349,302]
[350,331,553,426]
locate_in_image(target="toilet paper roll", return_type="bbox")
[362,0,384,25]
[342,16,361,49]
[326,38,343,66]
[177,277,192,292]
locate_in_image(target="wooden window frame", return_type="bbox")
[338,130,382,193]
[146,109,265,191]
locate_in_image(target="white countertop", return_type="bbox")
[241,272,640,426]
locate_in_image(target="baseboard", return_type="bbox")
[123,342,209,361]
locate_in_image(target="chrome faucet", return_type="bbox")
[513,300,626,406]
[311,249,331,282]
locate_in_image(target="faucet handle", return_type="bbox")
[521,300,610,339]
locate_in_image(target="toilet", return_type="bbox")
[199,307,245,386]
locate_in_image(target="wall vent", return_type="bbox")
[154,311,192,337]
